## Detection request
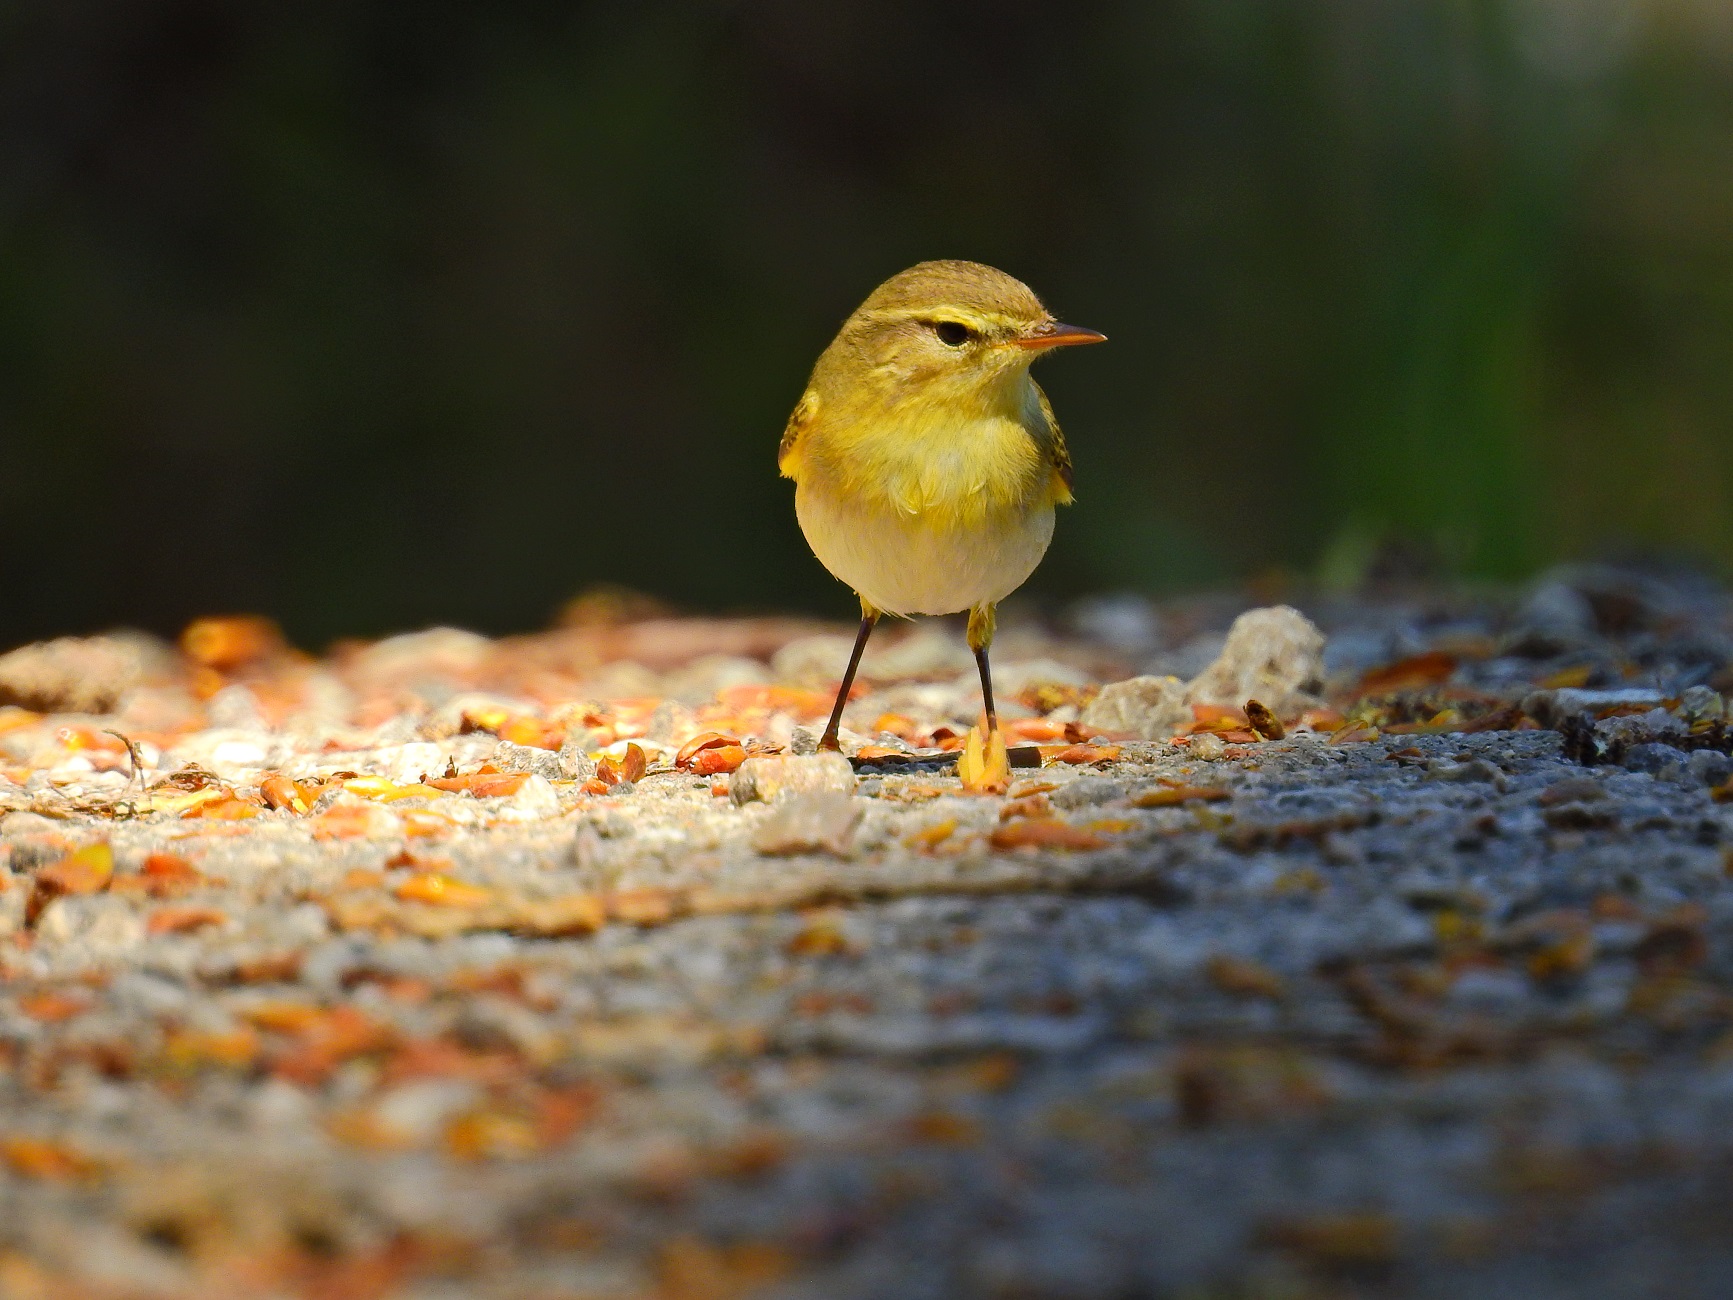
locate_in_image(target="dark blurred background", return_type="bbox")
[2,0,1730,649]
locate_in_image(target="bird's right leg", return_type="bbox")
[817,600,879,753]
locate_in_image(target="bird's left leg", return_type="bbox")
[967,603,998,734]
[960,603,1010,794]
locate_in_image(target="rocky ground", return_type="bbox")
[0,564,1731,1299]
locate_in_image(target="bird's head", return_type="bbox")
[826,260,1104,405]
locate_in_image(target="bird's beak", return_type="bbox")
[1015,320,1108,350]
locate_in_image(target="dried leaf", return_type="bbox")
[1132,785,1230,808]
[17,991,91,1023]
[675,732,737,767]
[428,771,529,798]
[1205,954,1286,1000]
[1042,743,1122,765]
[595,743,648,787]
[1328,723,1380,745]
[146,906,228,936]
[1243,699,1286,741]
[394,873,495,908]
[259,773,309,813]
[1358,651,1458,694]
[987,818,1106,851]
[0,1136,101,1182]
[180,615,284,671]
[905,819,958,851]
[691,744,747,775]
[28,842,113,925]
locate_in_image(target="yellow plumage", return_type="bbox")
[777,259,1103,756]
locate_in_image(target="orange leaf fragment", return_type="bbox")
[162,1026,261,1071]
[691,744,747,775]
[676,732,737,767]
[1244,699,1286,741]
[716,684,833,720]
[259,774,309,813]
[0,1135,101,1182]
[1044,743,1122,765]
[903,1111,983,1146]
[596,742,647,787]
[34,842,114,896]
[28,842,113,925]
[958,726,1010,795]
[906,819,959,851]
[608,889,680,926]
[266,1005,391,1086]
[17,991,91,1023]
[394,873,494,908]
[445,1108,541,1161]
[146,906,227,936]
[1190,703,1250,732]
[184,797,259,821]
[1329,723,1380,746]
[0,707,42,736]
[499,715,563,749]
[872,712,920,740]
[180,615,283,671]
[401,809,457,838]
[1132,785,1230,808]
[310,803,401,841]
[427,771,528,798]
[987,819,1106,851]
[140,852,203,894]
[1358,651,1458,694]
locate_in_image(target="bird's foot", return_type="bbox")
[958,725,1011,795]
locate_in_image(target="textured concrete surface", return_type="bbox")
[0,565,1731,1298]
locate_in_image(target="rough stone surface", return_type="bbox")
[0,635,157,713]
[1185,603,1325,713]
[730,751,857,805]
[0,568,1729,1297]
[1079,674,1188,739]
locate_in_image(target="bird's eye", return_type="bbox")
[932,320,973,347]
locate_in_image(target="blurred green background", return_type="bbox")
[2,0,1730,648]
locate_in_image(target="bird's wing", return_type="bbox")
[778,389,819,478]
[1034,382,1075,503]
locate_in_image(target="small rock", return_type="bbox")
[1050,776,1130,809]
[1539,776,1607,805]
[206,684,268,731]
[770,635,858,689]
[557,733,598,781]
[1189,734,1227,761]
[863,627,972,681]
[491,740,564,781]
[497,775,561,820]
[1686,749,1733,788]
[750,792,862,856]
[1185,605,1325,715]
[730,752,856,806]
[1079,675,1187,740]
[0,634,158,714]
[1521,688,1666,730]
[1679,685,1726,723]
[1427,759,1503,784]
[646,700,695,743]
[1623,743,1684,777]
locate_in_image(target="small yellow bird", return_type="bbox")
[777,260,1105,763]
